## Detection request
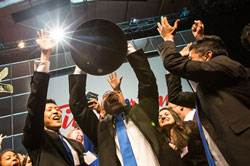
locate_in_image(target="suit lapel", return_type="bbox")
[45,130,73,165]
[67,138,85,165]
[106,115,115,138]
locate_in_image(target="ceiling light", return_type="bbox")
[17,40,25,48]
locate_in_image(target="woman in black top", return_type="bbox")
[158,107,208,166]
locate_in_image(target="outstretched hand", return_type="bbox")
[179,43,192,57]
[157,17,180,41]
[36,28,56,61]
[192,20,204,39]
[107,72,123,91]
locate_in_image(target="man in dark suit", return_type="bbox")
[22,29,87,166]
[157,17,250,165]
[68,44,183,166]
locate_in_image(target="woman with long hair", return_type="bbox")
[158,107,208,166]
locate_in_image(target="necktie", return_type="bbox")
[58,133,75,165]
[195,106,215,166]
[115,114,137,166]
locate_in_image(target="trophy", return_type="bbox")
[71,19,127,75]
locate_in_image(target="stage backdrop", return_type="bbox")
[0,30,195,153]
[47,56,193,135]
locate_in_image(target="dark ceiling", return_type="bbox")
[0,0,250,66]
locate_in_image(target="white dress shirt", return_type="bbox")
[184,110,196,121]
[114,118,160,166]
[73,66,159,165]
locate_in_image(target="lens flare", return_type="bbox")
[51,28,65,42]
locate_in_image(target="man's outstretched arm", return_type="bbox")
[68,67,99,146]
[126,44,159,121]
[166,73,196,108]
[22,28,55,149]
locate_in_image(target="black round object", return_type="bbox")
[71,19,127,75]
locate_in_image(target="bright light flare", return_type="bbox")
[51,28,65,42]
[18,41,25,48]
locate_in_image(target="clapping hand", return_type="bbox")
[191,20,204,39]
[157,17,180,41]
[179,43,192,57]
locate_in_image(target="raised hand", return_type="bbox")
[191,20,204,39]
[179,43,192,57]
[36,28,56,61]
[157,17,180,41]
[107,72,123,91]
[88,98,101,113]
[0,134,6,145]
[0,134,6,152]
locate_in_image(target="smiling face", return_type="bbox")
[101,91,124,115]
[69,129,84,145]
[158,109,175,127]
[0,151,20,166]
[44,103,62,132]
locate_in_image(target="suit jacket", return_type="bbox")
[69,49,183,166]
[22,72,86,166]
[158,41,250,166]
[165,73,196,109]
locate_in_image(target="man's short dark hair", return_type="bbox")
[46,99,57,105]
[241,23,250,51]
[190,35,229,57]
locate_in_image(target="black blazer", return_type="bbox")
[69,50,183,166]
[22,72,86,166]
[165,73,196,109]
[158,41,250,166]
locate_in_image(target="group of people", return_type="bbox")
[1,17,250,166]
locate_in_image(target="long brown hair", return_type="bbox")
[158,107,192,153]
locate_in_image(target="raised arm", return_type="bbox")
[166,73,196,108]
[126,44,158,105]
[157,17,245,83]
[22,28,55,148]
[68,67,99,146]
[166,43,196,108]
